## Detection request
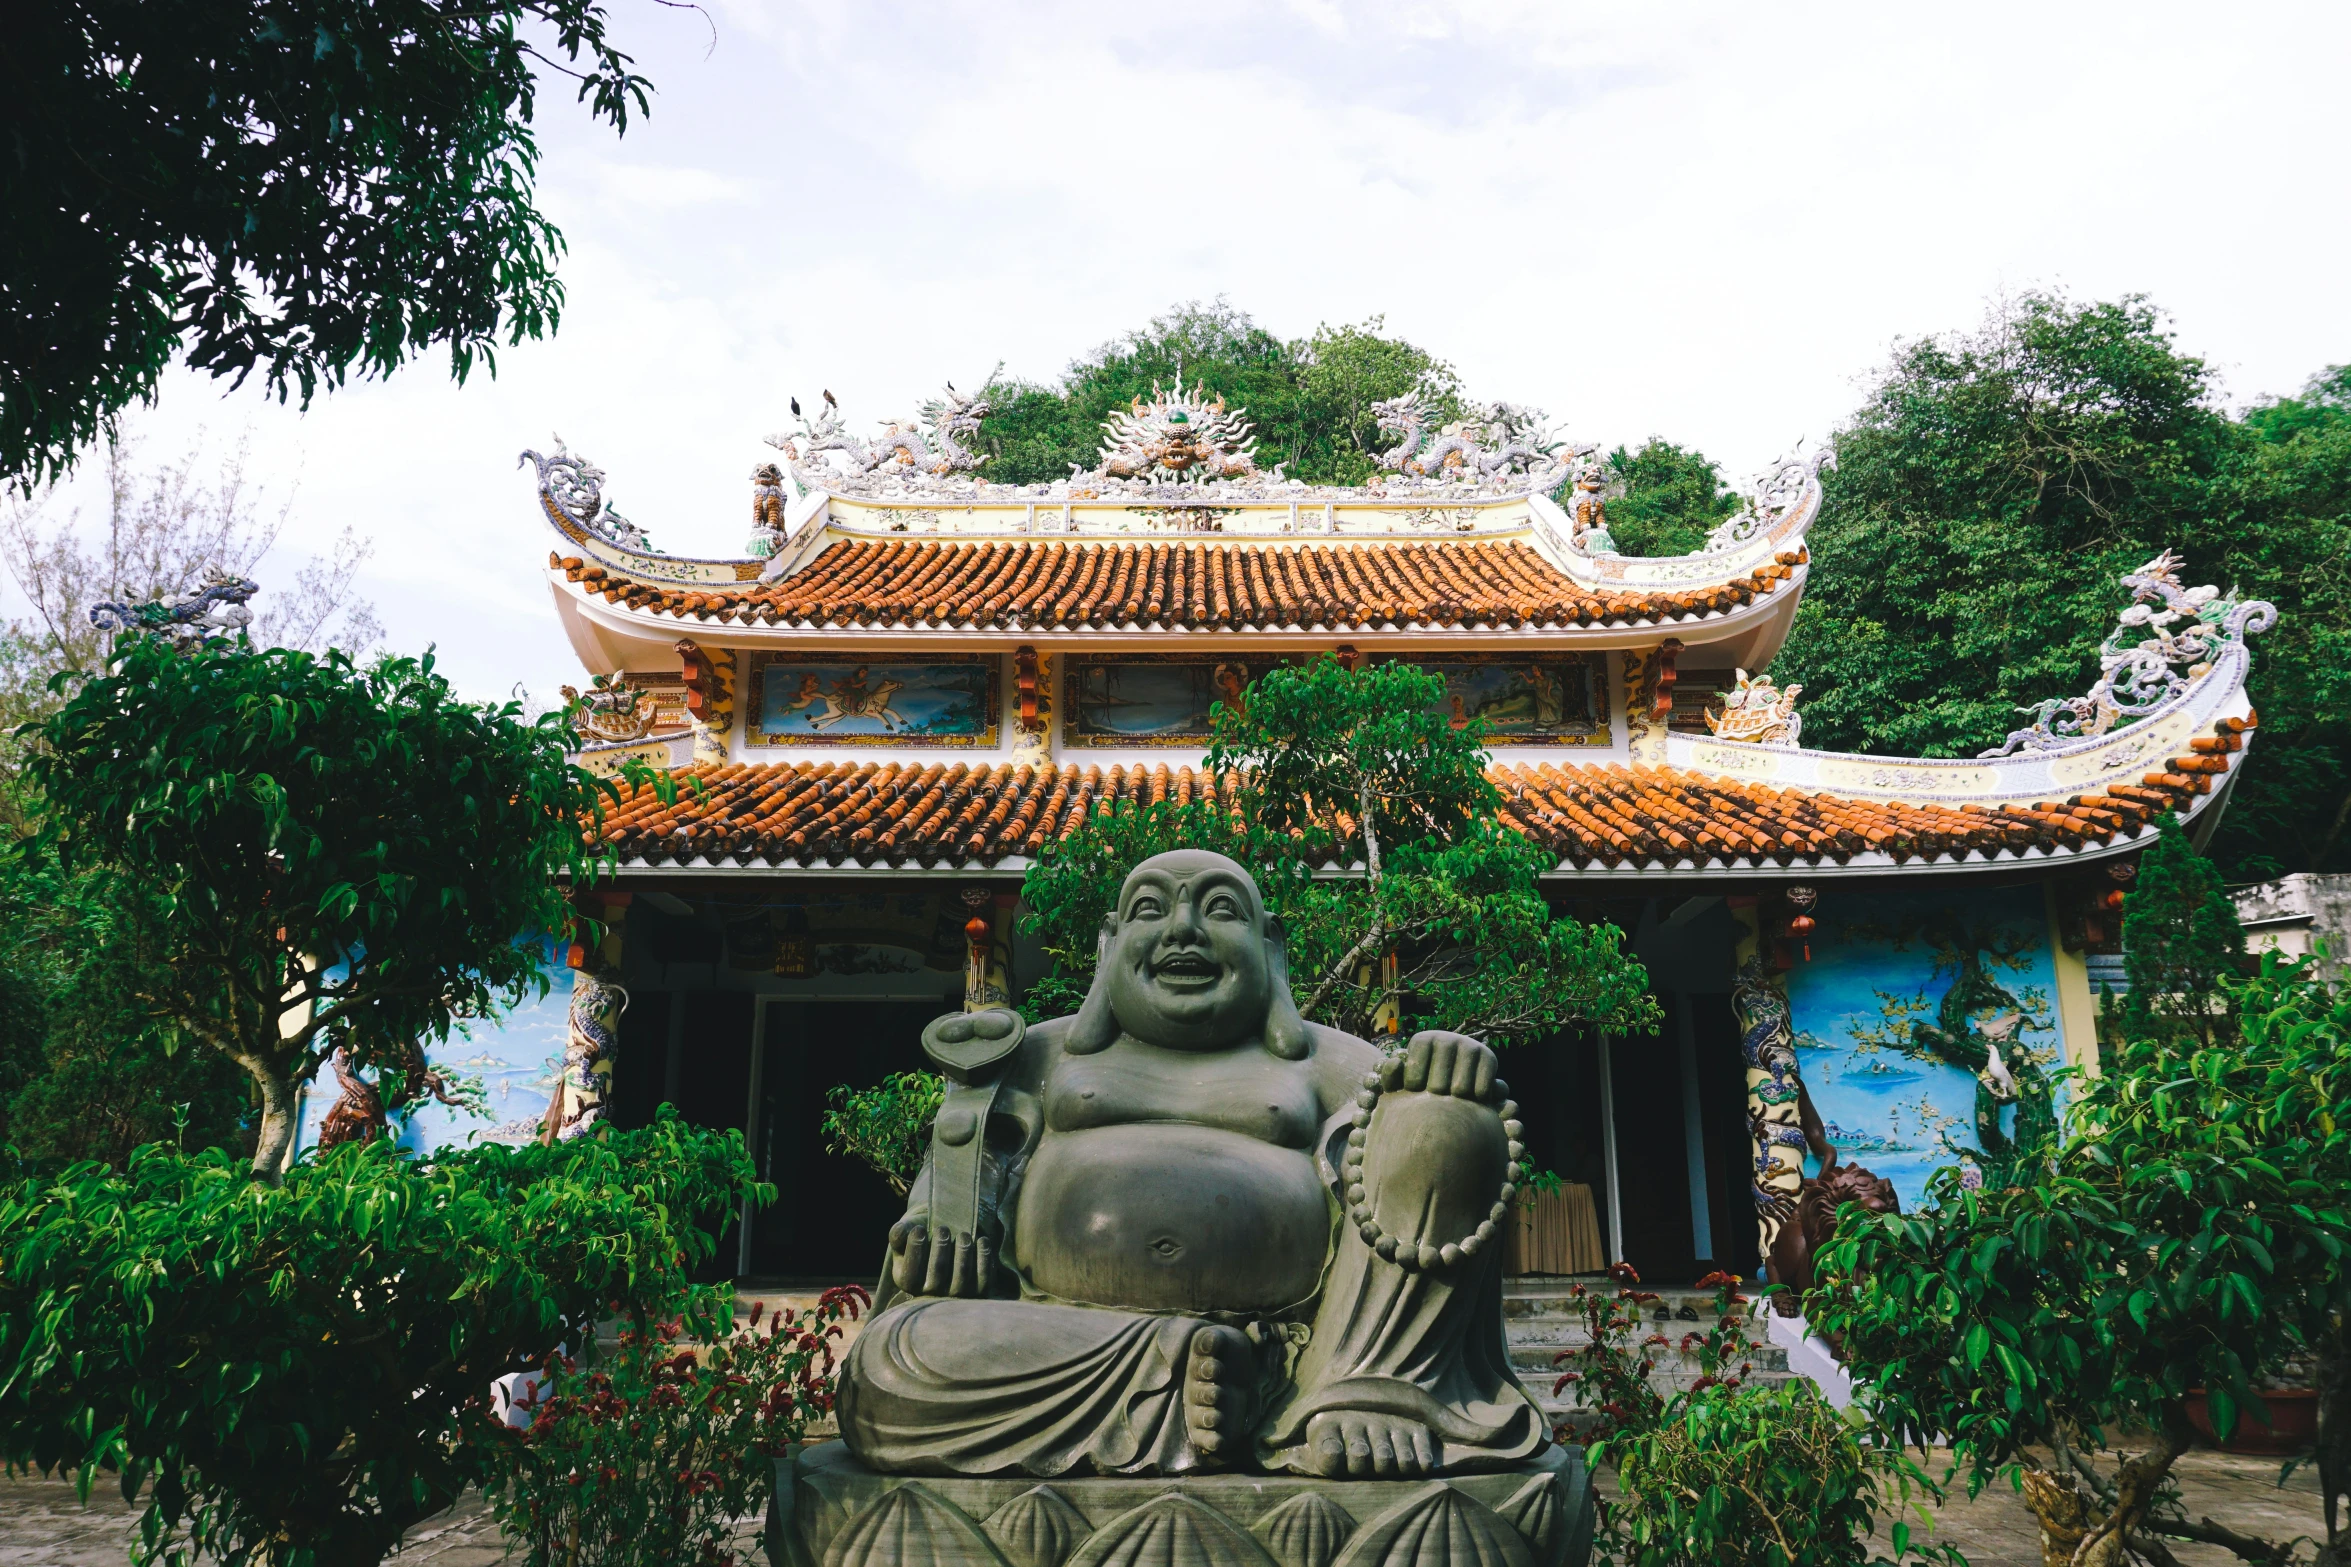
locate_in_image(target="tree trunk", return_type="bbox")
[2073,1427,2193,1567]
[238,1050,299,1184]
[2320,1311,2351,1567]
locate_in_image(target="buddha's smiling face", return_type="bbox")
[1104,851,1273,1051]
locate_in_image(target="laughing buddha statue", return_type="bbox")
[838,850,1546,1480]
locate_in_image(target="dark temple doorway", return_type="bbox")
[745,998,945,1281]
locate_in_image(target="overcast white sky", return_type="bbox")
[18,0,2350,703]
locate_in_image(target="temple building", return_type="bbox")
[486,378,2274,1286]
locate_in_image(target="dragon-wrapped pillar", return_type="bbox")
[547,892,630,1141]
[1732,957,1808,1257]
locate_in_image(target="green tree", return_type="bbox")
[0,859,252,1166]
[2113,814,2247,1050]
[1593,439,1739,558]
[1289,317,1464,486]
[821,1070,945,1194]
[0,1113,763,1567]
[1018,657,1659,1046]
[0,0,655,491]
[975,303,1465,486]
[1773,292,2351,881]
[27,634,610,1178]
[2214,364,2351,876]
[1813,950,2351,1567]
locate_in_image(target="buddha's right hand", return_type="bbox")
[889,1212,999,1298]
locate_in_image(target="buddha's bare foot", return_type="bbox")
[1185,1325,1256,1465]
[1306,1409,1440,1478]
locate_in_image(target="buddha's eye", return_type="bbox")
[1127,895,1165,920]
[1204,892,1242,920]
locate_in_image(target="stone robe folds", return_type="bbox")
[840,1085,1546,1478]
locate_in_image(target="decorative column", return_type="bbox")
[1620,639,1682,765]
[676,638,736,764]
[547,891,630,1141]
[1011,646,1053,764]
[1732,955,1806,1258]
[1726,898,1806,1260]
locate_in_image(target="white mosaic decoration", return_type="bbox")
[1983,550,2277,756]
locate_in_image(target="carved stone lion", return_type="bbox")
[1764,1162,1899,1319]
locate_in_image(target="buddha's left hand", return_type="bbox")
[1384,1030,1498,1101]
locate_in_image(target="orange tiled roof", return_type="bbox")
[554,539,1808,632]
[592,745,2235,873]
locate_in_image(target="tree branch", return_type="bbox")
[1304,918,1386,1026]
[2141,1513,2295,1566]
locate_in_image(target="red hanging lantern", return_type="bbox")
[1784,885,1820,962]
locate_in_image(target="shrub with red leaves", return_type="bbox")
[480,1285,868,1567]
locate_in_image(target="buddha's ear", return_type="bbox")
[1264,913,1310,1062]
[1065,913,1120,1055]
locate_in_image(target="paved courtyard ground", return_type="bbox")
[0,1446,2325,1565]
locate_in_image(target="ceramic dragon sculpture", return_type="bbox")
[550,972,628,1141]
[1372,393,1559,480]
[1705,669,1804,748]
[89,571,258,645]
[1733,957,1830,1255]
[519,439,655,551]
[1982,549,2278,756]
[779,382,994,478]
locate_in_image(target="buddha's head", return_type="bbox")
[1067,850,1307,1058]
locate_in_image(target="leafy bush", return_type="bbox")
[821,1072,944,1193]
[1601,1382,1957,1567]
[1813,947,2351,1564]
[483,1286,866,1567]
[0,857,251,1166]
[1562,1268,1954,1567]
[1552,1267,1762,1441]
[0,1112,762,1567]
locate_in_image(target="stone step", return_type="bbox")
[1499,1277,1817,1416]
[1511,1342,1790,1375]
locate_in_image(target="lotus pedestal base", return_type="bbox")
[769,1441,1595,1567]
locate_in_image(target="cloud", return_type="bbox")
[11,0,2341,705]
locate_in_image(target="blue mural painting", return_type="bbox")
[749,657,997,746]
[292,936,569,1157]
[1781,886,2062,1207]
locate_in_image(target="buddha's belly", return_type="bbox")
[1015,1125,1332,1313]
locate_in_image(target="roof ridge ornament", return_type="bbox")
[519,437,655,553]
[765,375,1573,506]
[90,570,258,645]
[562,672,658,745]
[1705,668,1803,748]
[1097,374,1262,484]
[1372,389,1563,483]
[1703,445,1832,555]
[1981,550,2277,757]
[768,379,995,480]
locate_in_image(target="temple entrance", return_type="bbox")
[743,997,946,1281]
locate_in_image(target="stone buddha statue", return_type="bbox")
[839,850,1546,1480]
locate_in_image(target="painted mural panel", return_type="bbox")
[1064,654,1608,746]
[746,655,999,747]
[292,936,568,1157]
[1064,655,1258,746]
[1780,887,2062,1207]
[1409,654,1609,744]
